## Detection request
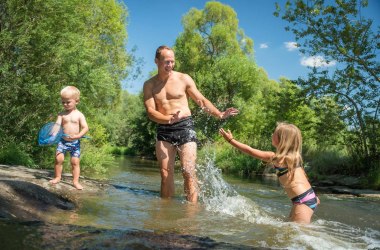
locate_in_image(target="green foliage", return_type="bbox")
[101,91,156,157]
[304,145,350,175]
[175,1,253,75]
[0,143,36,167]
[80,142,114,174]
[275,0,379,169]
[0,0,129,171]
[368,164,380,190]
[199,143,263,176]
[85,121,109,148]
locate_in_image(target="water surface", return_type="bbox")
[1,156,380,249]
[68,156,380,249]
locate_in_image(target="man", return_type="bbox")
[143,45,239,203]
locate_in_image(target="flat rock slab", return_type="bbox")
[0,164,109,221]
[0,220,272,250]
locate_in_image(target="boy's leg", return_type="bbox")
[178,142,198,203]
[156,141,176,199]
[71,157,83,190]
[50,152,64,184]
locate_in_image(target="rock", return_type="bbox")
[0,164,109,221]
[314,185,380,198]
[0,220,270,250]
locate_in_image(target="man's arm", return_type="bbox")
[143,80,172,124]
[185,74,239,119]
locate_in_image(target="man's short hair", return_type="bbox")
[155,45,173,60]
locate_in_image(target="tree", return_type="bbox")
[275,0,379,164]
[174,2,260,140]
[0,0,130,164]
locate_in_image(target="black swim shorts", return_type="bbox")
[156,116,198,146]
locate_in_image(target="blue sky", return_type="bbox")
[123,0,379,94]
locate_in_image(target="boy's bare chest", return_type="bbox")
[62,113,79,124]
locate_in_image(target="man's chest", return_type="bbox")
[153,81,187,101]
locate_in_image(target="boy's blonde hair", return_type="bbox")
[61,86,80,100]
[272,122,303,177]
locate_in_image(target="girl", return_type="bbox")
[219,122,319,224]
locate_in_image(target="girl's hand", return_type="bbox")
[219,128,234,142]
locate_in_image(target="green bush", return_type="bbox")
[304,146,350,175]
[0,143,36,167]
[104,145,136,156]
[199,142,262,176]
[368,164,380,190]
[79,142,115,174]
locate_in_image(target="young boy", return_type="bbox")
[49,86,89,190]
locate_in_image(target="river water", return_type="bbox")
[2,156,380,249]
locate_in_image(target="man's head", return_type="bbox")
[155,45,175,73]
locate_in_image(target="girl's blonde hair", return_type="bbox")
[272,122,303,177]
[60,86,80,100]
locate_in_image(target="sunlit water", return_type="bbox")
[2,155,380,249]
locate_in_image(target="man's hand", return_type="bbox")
[219,107,239,119]
[169,111,183,124]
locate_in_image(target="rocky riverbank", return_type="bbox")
[1,164,380,223]
[0,164,267,250]
[0,164,110,221]
[260,172,380,199]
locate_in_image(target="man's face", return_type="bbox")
[156,49,175,73]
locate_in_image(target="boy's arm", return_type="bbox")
[71,113,88,139]
[51,115,63,135]
[78,114,89,137]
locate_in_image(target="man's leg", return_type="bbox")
[178,142,198,203]
[156,141,176,198]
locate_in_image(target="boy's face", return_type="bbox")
[61,97,78,111]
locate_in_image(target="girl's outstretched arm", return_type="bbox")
[219,128,274,162]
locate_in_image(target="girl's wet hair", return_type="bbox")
[271,122,303,177]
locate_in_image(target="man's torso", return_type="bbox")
[150,72,192,117]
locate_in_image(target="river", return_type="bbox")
[1,156,380,249]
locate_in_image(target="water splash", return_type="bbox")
[197,151,276,225]
[195,150,380,250]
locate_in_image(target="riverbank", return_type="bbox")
[257,172,380,199]
[0,164,268,250]
[0,164,109,221]
[1,164,380,223]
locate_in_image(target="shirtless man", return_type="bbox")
[143,45,239,203]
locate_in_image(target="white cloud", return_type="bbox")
[300,56,336,67]
[259,43,268,49]
[284,41,298,51]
